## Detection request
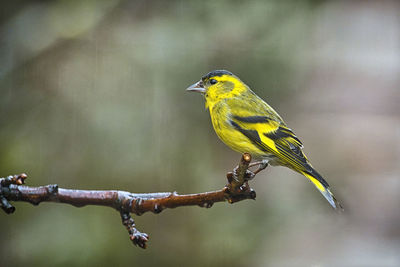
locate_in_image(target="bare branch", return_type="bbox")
[0,153,266,249]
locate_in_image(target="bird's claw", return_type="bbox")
[233,160,268,180]
[249,160,269,175]
[245,169,256,180]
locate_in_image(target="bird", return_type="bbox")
[187,70,342,210]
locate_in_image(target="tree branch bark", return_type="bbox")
[0,153,266,249]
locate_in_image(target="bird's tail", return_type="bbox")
[301,168,342,210]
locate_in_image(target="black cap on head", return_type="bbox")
[202,70,233,81]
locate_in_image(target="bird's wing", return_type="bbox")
[229,113,308,169]
[226,96,309,172]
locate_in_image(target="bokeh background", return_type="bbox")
[1,0,399,266]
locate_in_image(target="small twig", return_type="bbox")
[120,211,149,248]
[1,153,267,249]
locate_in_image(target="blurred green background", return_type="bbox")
[1,0,399,266]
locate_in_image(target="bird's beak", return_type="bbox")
[186,80,206,93]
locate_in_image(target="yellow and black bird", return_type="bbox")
[187,70,341,210]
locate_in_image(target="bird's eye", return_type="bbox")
[210,79,217,85]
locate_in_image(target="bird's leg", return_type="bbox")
[232,159,268,181]
[247,160,269,177]
[252,159,269,175]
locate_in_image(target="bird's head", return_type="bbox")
[187,70,249,107]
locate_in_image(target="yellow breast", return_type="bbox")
[209,101,265,157]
